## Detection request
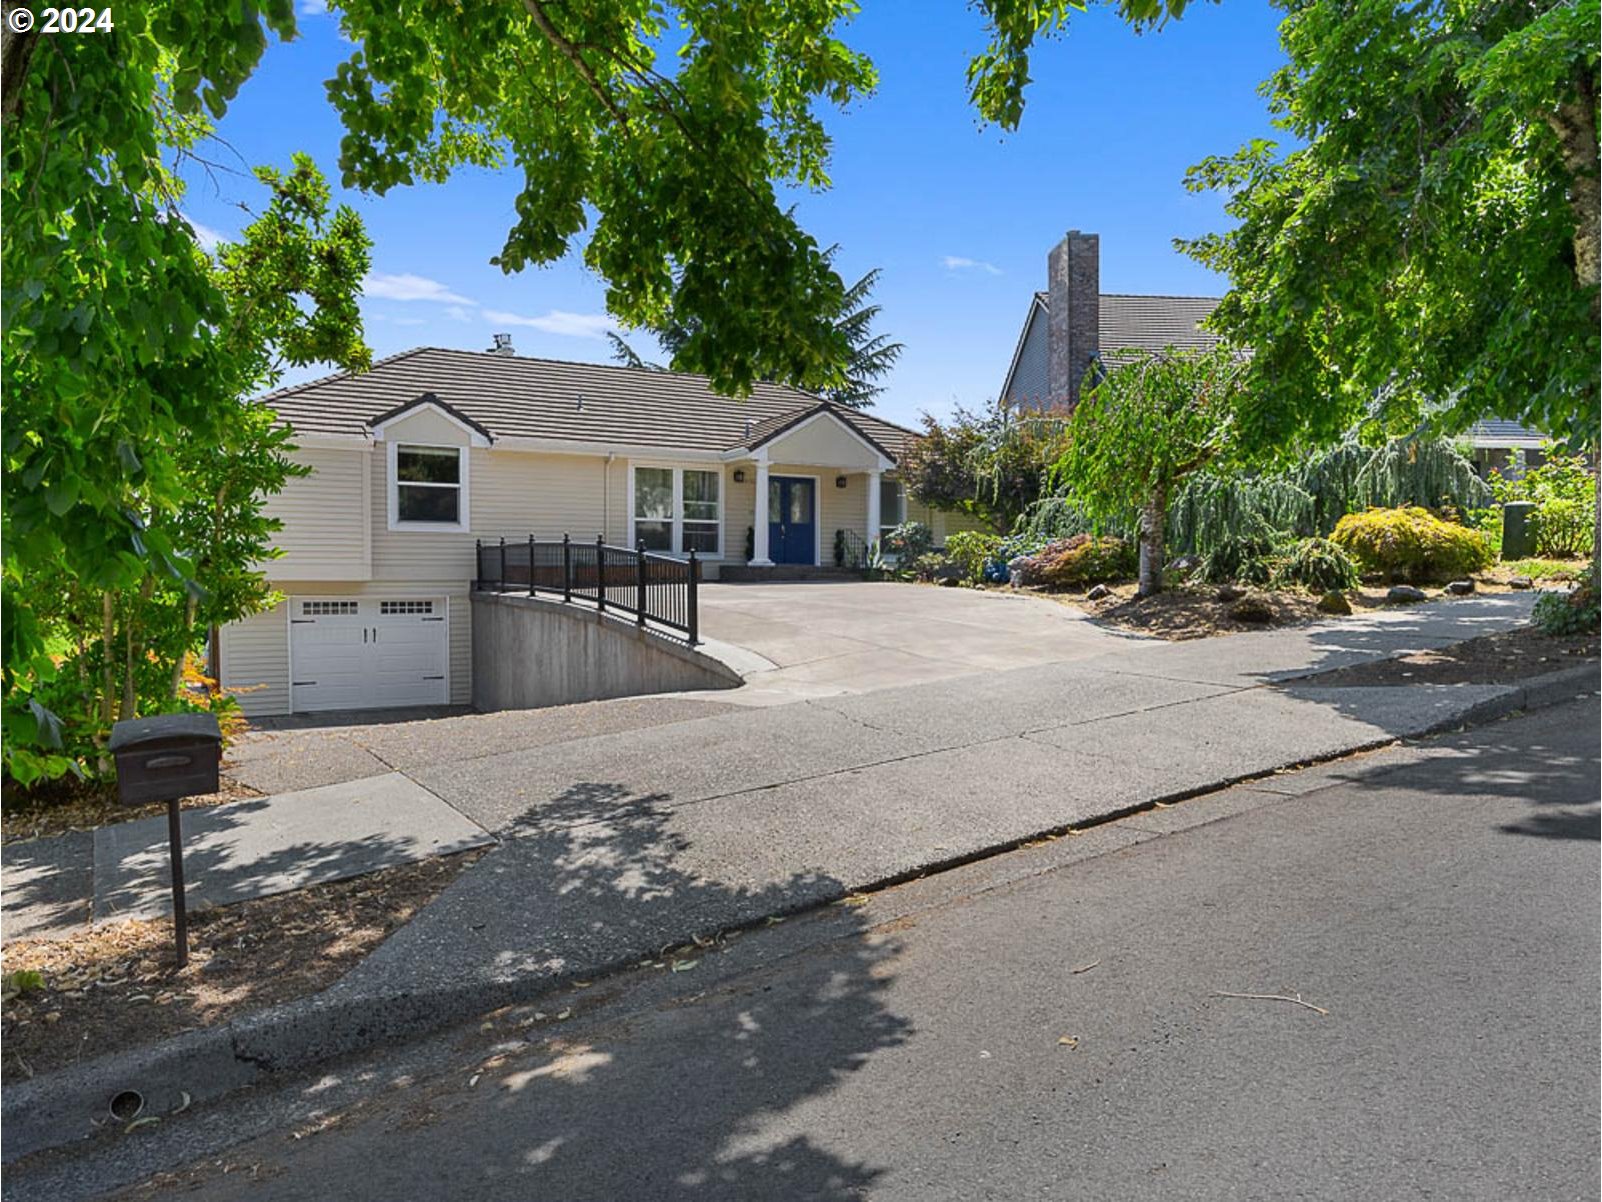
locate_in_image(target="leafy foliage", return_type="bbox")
[1532,565,1600,635]
[1054,347,1248,595]
[1271,537,1361,593]
[900,402,1070,533]
[1008,534,1135,588]
[1331,507,1494,583]
[943,531,1005,584]
[3,114,370,780]
[1180,0,1600,454]
[1488,446,1597,558]
[878,521,933,562]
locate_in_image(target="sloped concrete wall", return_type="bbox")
[470,591,742,712]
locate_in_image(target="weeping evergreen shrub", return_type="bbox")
[1167,437,1491,557]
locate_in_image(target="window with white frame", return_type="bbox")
[394,445,465,526]
[632,465,722,556]
[879,478,905,537]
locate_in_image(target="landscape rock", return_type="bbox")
[1445,580,1476,596]
[936,576,959,587]
[1317,590,1353,615]
[1386,585,1428,604]
[1227,595,1275,623]
[1509,577,1534,590]
[1086,584,1112,601]
[1215,584,1246,603]
[1167,555,1201,575]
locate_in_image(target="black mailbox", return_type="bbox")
[109,713,221,806]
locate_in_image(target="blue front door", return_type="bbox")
[768,477,817,565]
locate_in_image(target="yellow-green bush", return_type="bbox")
[1330,507,1493,582]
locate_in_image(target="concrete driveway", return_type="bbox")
[696,580,1135,701]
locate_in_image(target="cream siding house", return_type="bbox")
[221,347,986,717]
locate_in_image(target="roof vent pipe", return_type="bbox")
[489,333,515,356]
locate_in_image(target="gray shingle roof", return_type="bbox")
[1027,291,1223,364]
[1466,418,1545,444]
[259,347,920,461]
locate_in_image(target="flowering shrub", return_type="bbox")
[1011,533,1135,589]
[943,531,1004,584]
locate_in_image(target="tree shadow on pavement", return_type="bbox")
[283,778,914,1202]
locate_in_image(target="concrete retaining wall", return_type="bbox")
[470,591,743,711]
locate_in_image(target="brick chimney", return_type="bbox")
[1047,230,1099,410]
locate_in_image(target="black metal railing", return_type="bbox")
[834,527,872,570]
[475,534,700,644]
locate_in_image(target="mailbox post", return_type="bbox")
[108,713,222,967]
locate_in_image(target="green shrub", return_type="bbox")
[1200,525,1285,585]
[1331,506,1493,582]
[1036,534,1135,588]
[943,531,1004,583]
[1271,537,1361,592]
[1463,507,1503,559]
[909,552,952,582]
[879,521,932,562]
[1532,566,1599,636]
[1530,499,1594,559]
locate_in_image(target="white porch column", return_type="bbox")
[866,469,882,549]
[751,459,773,565]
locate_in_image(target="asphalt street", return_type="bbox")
[59,696,1597,1202]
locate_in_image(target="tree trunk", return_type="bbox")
[96,593,116,774]
[171,593,198,698]
[1138,485,1167,597]
[0,3,39,125]
[1547,70,1600,319]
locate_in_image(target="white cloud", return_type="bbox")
[362,272,474,305]
[444,305,473,323]
[941,255,1002,276]
[298,0,328,14]
[482,309,616,339]
[183,214,226,253]
[391,316,427,327]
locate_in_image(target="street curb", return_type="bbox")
[6,664,1597,1165]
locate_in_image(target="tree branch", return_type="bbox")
[521,0,630,132]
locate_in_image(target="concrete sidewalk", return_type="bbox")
[6,592,1596,1163]
[2,775,493,942]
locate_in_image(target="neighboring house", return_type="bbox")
[220,344,983,717]
[1000,230,1549,472]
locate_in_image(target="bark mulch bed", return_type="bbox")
[1,766,262,845]
[1293,626,1598,688]
[0,848,484,1083]
[1047,582,1390,640]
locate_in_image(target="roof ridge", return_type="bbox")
[1099,292,1222,303]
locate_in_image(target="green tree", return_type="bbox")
[608,262,903,409]
[900,401,1070,533]
[1180,0,1600,456]
[1054,348,1248,596]
[3,127,370,780]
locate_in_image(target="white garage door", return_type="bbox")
[289,597,448,713]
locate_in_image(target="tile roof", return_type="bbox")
[257,347,920,461]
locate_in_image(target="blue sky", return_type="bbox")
[179,2,1287,430]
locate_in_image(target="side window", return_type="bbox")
[879,478,904,536]
[395,445,464,526]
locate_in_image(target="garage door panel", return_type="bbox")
[290,597,447,713]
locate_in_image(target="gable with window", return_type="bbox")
[631,465,723,556]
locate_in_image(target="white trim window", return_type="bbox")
[389,444,469,531]
[879,478,905,538]
[630,464,723,557]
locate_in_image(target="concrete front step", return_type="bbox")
[718,564,868,582]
